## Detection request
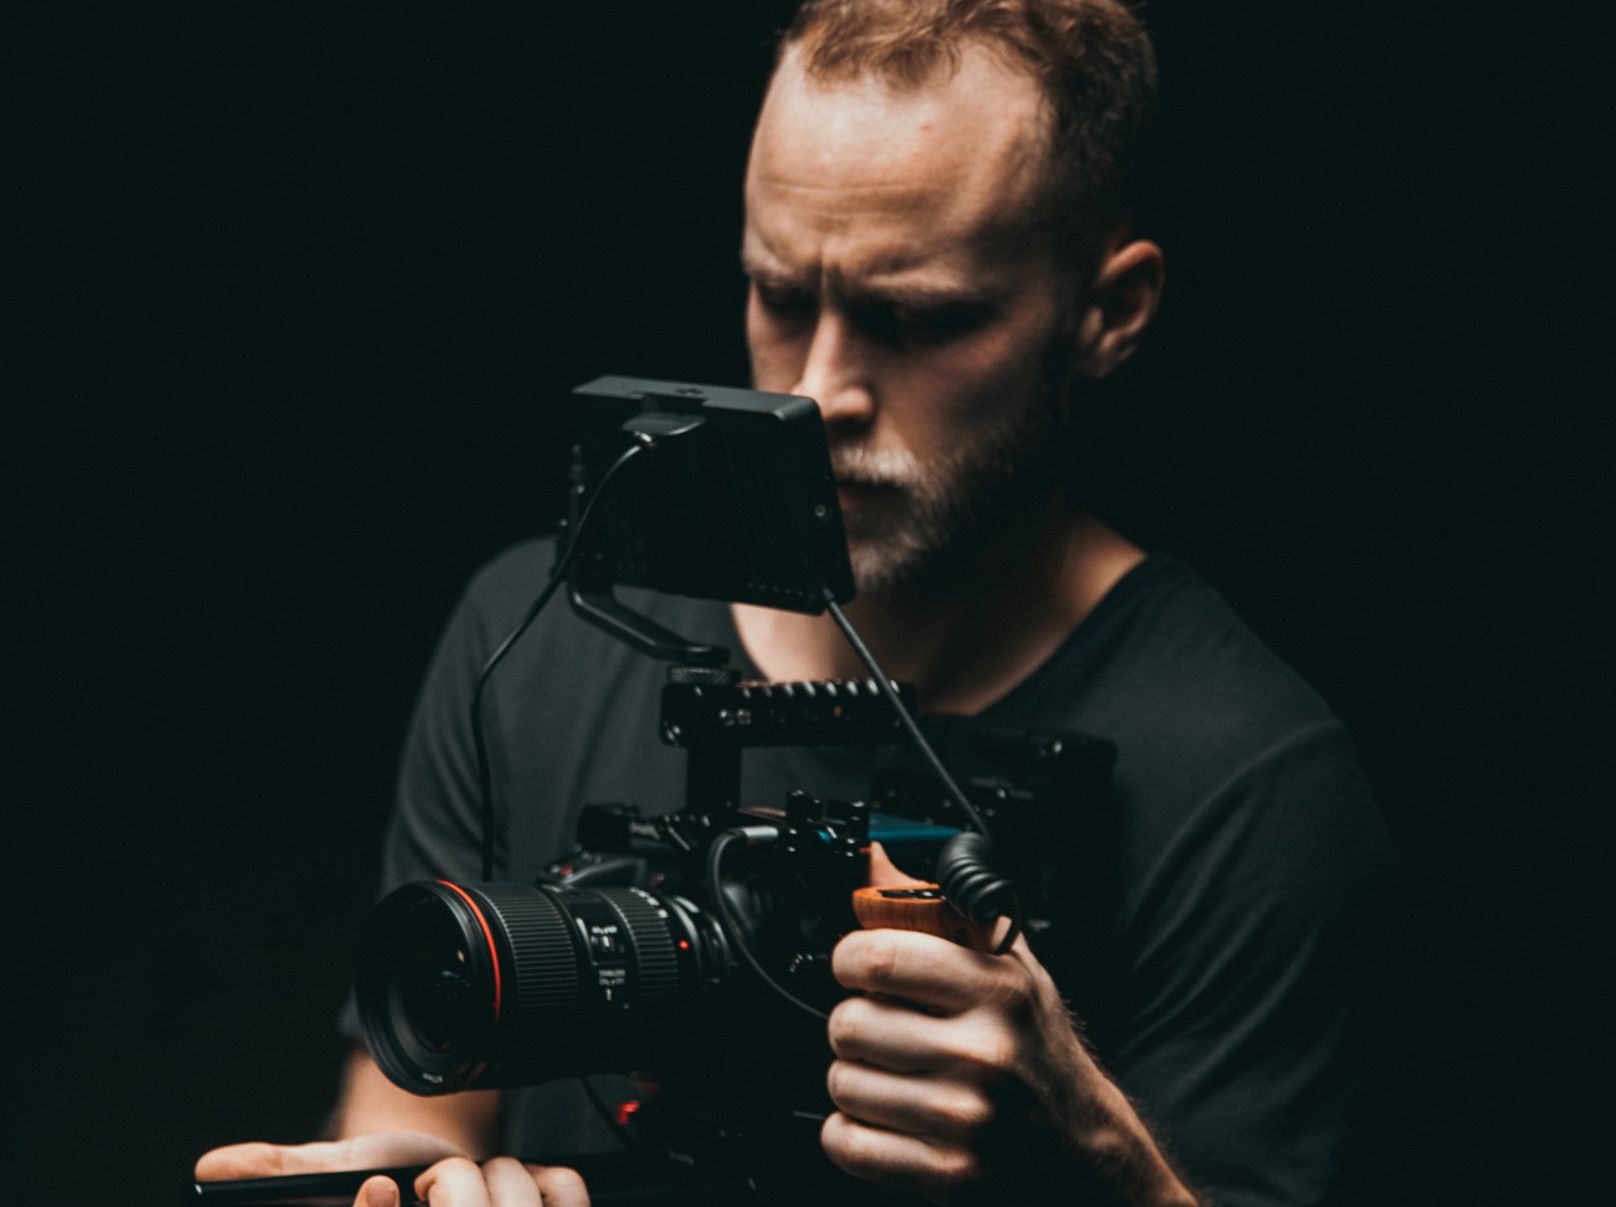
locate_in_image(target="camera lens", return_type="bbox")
[356,879,707,1094]
[398,905,475,1053]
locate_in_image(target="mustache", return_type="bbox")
[829,443,925,491]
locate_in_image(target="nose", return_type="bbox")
[791,309,876,436]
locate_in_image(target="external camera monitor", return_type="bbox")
[565,375,855,616]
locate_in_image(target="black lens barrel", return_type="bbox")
[356,879,704,1095]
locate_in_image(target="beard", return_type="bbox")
[830,384,1059,596]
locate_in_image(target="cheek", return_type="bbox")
[896,325,1049,428]
[958,307,1058,390]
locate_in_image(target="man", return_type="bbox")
[199,1,1390,1203]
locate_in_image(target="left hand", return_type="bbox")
[196,1134,590,1206]
[822,849,1195,1205]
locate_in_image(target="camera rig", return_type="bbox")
[344,378,1120,1204]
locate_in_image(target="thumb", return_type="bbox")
[195,1132,464,1181]
[863,841,932,889]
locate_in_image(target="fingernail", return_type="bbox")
[363,1178,399,1207]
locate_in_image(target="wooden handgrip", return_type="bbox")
[851,885,996,952]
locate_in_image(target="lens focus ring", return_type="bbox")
[598,886,682,1006]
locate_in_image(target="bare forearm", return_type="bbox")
[1052,1066,1200,1207]
[329,1047,502,1158]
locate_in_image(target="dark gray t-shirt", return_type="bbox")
[355,539,1392,1206]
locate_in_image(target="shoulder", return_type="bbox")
[1095,556,1336,748]
[457,537,559,631]
[1022,554,1391,914]
[1061,556,1347,793]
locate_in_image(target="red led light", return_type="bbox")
[677,939,691,950]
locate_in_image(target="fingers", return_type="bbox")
[416,1157,498,1207]
[481,1158,544,1206]
[412,1157,590,1206]
[528,1164,591,1207]
[821,1110,981,1201]
[833,928,1034,1017]
[828,994,1019,1078]
[196,1131,464,1181]
[827,1059,994,1143]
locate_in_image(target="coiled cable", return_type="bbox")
[936,831,1021,955]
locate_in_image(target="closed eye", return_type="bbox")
[856,300,992,346]
[749,276,814,308]
[751,279,817,317]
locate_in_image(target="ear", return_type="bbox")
[1071,237,1165,380]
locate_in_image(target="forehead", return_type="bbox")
[743,45,1052,285]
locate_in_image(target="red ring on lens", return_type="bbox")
[437,880,503,1023]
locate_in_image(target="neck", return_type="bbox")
[731,501,1143,716]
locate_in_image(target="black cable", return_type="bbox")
[706,828,828,1022]
[471,440,648,880]
[822,593,991,837]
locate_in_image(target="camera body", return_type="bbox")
[356,672,955,1093]
[356,668,1115,1141]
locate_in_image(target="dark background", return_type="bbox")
[14,4,1589,1204]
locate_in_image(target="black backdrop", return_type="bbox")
[14,5,1589,1204]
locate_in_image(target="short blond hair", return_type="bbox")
[779,0,1158,268]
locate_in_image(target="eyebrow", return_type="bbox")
[740,249,1004,310]
[739,245,802,287]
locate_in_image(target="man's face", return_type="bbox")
[743,46,1073,593]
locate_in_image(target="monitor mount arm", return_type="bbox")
[562,430,731,668]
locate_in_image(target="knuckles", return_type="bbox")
[822,1111,983,1196]
[413,1155,481,1199]
[820,1111,876,1178]
[824,1057,997,1141]
[412,1155,587,1203]
[422,1155,481,1182]
[825,1058,852,1107]
[822,1111,912,1187]
[944,1024,1021,1083]
[826,996,872,1057]
[933,1144,985,1191]
[835,928,1040,1018]
[934,1086,996,1139]
[983,959,1037,1019]
[530,1164,589,1197]
[833,928,902,990]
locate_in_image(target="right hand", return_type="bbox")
[195,1131,591,1206]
